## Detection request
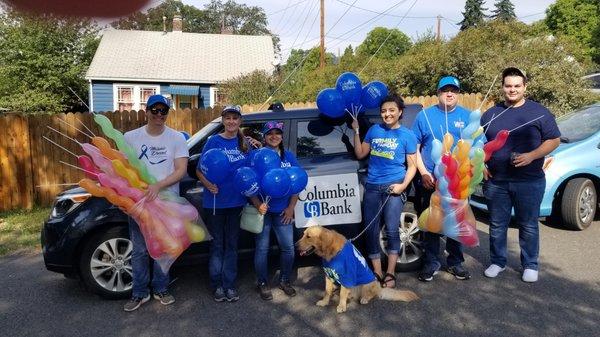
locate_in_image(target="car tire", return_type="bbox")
[379,213,424,272]
[561,178,597,231]
[79,226,133,299]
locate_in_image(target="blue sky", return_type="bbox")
[177,0,556,60]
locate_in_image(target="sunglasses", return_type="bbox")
[149,107,169,115]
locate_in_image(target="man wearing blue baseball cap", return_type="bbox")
[122,94,189,311]
[412,76,472,282]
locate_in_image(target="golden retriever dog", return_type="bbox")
[297,226,418,313]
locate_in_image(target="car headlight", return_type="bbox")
[51,192,91,218]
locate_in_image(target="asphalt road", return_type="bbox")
[1,215,599,337]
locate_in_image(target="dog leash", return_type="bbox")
[349,189,407,242]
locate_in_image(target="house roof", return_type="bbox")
[85,29,275,84]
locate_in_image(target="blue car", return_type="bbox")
[470,103,600,230]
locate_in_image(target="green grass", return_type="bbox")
[0,207,51,256]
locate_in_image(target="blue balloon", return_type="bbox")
[200,149,230,184]
[180,131,190,140]
[316,88,345,118]
[336,72,362,108]
[251,148,281,177]
[360,81,388,109]
[261,168,291,198]
[287,166,308,194]
[234,167,260,197]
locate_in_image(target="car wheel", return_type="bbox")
[79,226,133,299]
[561,178,597,231]
[379,212,424,272]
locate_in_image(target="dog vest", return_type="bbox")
[322,241,376,287]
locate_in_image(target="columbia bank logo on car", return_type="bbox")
[294,173,362,228]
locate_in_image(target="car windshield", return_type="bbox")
[556,104,600,143]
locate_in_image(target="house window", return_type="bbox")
[117,87,134,112]
[140,87,158,110]
[113,84,160,111]
[209,87,227,107]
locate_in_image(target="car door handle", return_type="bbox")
[357,168,368,173]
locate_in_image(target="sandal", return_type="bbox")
[382,273,396,288]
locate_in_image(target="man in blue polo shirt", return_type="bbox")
[481,67,560,283]
[412,76,472,282]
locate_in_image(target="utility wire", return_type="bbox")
[358,0,418,75]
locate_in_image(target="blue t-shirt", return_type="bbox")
[322,241,376,287]
[364,124,417,184]
[256,149,301,213]
[411,105,471,173]
[199,134,249,208]
[481,100,560,181]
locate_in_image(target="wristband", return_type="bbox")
[354,129,360,135]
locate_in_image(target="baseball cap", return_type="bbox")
[501,67,527,82]
[262,121,284,135]
[437,76,461,91]
[221,105,242,116]
[146,94,170,109]
[146,95,171,109]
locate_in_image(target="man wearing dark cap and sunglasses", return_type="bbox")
[122,94,189,311]
[481,67,560,283]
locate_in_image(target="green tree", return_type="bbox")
[545,0,600,64]
[356,27,412,60]
[491,0,516,22]
[0,9,99,112]
[459,0,488,30]
[112,0,279,52]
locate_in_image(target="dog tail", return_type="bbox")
[378,288,419,302]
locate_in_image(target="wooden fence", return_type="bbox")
[0,93,492,211]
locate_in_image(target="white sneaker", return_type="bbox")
[522,269,538,283]
[484,264,505,278]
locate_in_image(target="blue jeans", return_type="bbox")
[483,178,545,270]
[363,181,405,259]
[414,177,465,268]
[204,207,242,290]
[254,212,295,284]
[129,217,169,298]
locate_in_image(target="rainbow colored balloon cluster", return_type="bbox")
[418,110,509,247]
[76,114,210,273]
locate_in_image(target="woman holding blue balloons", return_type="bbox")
[351,94,417,288]
[250,121,301,301]
[196,105,252,303]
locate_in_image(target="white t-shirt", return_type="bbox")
[124,126,189,194]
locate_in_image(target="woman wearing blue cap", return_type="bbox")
[250,121,300,300]
[196,105,252,303]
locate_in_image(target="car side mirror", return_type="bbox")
[187,153,201,179]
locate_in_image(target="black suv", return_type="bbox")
[41,105,424,299]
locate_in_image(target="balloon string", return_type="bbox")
[483,105,512,133]
[43,136,78,158]
[213,193,216,216]
[56,118,93,139]
[444,103,449,134]
[47,126,82,145]
[77,118,96,137]
[477,73,499,112]
[59,160,98,178]
[421,108,438,141]
[509,115,545,133]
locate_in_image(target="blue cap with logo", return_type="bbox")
[146,94,170,109]
[437,76,461,91]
